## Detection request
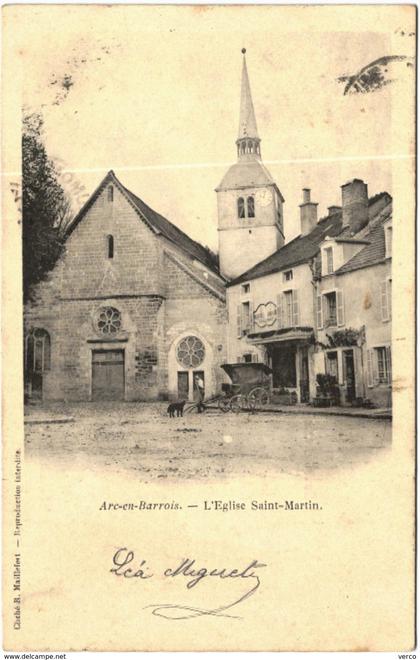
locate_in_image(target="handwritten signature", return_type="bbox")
[110,547,267,620]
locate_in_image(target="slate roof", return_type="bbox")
[227,194,392,287]
[335,212,391,275]
[67,171,220,275]
[227,212,344,287]
[216,158,276,192]
[119,183,219,273]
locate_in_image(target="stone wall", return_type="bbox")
[24,180,228,402]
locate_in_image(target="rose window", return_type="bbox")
[97,307,122,335]
[176,336,205,368]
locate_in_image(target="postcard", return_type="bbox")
[2,4,416,652]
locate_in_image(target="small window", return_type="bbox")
[283,270,293,282]
[325,292,337,327]
[25,328,51,374]
[247,196,255,218]
[107,185,114,202]
[107,235,114,259]
[237,197,245,218]
[243,353,253,363]
[242,283,250,294]
[325,247,334,274]
[375,347,390,384]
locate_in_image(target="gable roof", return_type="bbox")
[66,170,220,275]
[227,194,392,287]
[335,211,391,275]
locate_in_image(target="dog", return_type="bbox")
[167,400,186,418]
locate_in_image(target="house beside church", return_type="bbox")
[316,186,392,408]
[226,181,392,407]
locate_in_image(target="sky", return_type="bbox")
[17,5,415,251]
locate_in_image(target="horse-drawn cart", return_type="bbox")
[217,362,273,413]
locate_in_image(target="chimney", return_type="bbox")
[328,205,342,216]
[299,188,318,235]
[341,179,369,234]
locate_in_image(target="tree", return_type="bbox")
[22,111,72,302]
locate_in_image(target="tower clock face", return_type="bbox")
[256,188,273,207]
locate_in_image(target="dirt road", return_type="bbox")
[24,402,391,481]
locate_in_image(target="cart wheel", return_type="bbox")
[246,395,257,413]
[259,389,270,406]
[230,394,243,413]
[249,387,270,407]
[218,397,230,413]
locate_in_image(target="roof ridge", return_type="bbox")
[66,170,220,276]
[121,183,215,258]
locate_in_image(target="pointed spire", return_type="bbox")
[238,49,259,140]
[236,50,261,160]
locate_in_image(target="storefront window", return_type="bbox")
[326,351,338,380]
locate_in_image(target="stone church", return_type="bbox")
[24,169,227,402]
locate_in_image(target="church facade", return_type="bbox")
[24,171,227,402]
[25,51,392,408]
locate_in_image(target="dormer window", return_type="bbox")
[247,196,255,218]
[107,185,114,202]
[107,235,114,259]
[385,225,392,258]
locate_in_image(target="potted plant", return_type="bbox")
[313,373,340,407]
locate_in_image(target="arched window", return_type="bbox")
[25,328,51,374]
[107,235,114,259]
[237,197,245,219]
[107,185,114,202]
[247,196,255,218]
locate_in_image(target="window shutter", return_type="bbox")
[292,289,300,326]
[380,281,389,321]
[386,345,392,384]
[316,295,323,329]
[237,355,242,363]
[277,294,283,328]
[387,279,392,320]
[367,349,374,387]
[236,305,242,338]
[252,353,259,363]
[337,290,345,326]
[249,298,254,332]
[323,295,329,327]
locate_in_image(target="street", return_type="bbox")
[24,402,391,481]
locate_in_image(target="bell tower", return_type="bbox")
[216,49,285,281]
